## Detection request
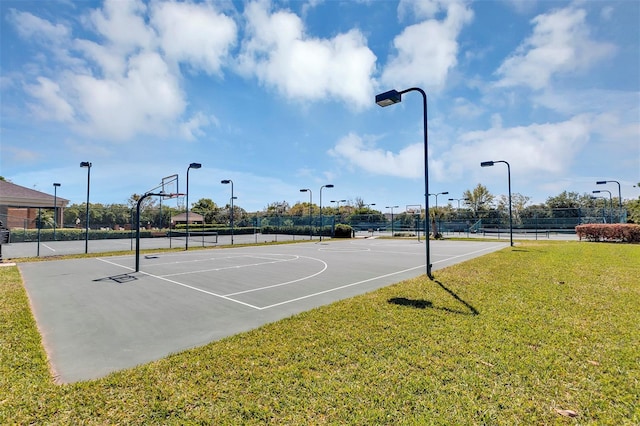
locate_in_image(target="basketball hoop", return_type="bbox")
[169,193,185,209]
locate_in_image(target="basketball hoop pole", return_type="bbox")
[135,192,182,272]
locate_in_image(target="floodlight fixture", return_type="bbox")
[375,90,402,107]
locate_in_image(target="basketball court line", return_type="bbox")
[99,243,505,311]
[21,239,509,383]
[98,249,423,311]
[159,255,300,278]
[257,264,426,310]
[97,257,262,309]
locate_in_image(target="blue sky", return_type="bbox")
[1,0,638,212]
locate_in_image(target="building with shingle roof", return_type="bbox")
[170,212,204,225]
[0,180,69,229]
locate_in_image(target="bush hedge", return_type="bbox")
[334,224,353,238]
[8,229,141,243]
[575,224,640,243]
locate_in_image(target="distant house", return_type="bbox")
[0,180,69,229]
[170,212,204,226]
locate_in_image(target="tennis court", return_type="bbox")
[19,238,507,383]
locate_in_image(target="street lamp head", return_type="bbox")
[80,161,91,168]
[441,191,449,195]
[221,179,231,184]
[592,190,601,194]
[189,162,202,169]
[448,198,454,201]
[596,180,607,185]
[370,203,376,206]
[300,189,309,192]
[53,182,61,187]
[325,184,334,188]
[480,161,494,167]
[375,89,401,107]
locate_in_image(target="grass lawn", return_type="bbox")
[1,241,638,424]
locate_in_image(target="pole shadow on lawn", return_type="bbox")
[388,280,479,316]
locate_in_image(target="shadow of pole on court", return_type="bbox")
[92,273,139,284]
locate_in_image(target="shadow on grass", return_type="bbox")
[388,279,479,316]
[388,297,433,309]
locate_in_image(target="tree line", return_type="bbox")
[46,184,639,230]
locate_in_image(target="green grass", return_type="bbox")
[1,241,639,424]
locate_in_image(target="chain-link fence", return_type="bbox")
[0,206,629,259]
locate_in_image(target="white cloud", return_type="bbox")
[68,51,185,140]
[84,0,155,53]
[397,0,441,21]
[495,6,615,89]
[328,132,423,178]
[434,114,593,182]
[237,1,377,108]
[451,97,484,118]
[151,1,237,75]
[381,1,473,91]
[8,9,71,43]
[329,116,595,187]
[179,112,218,140]
[25,77,75,122]
[9,0,241,143]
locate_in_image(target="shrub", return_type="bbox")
[334,224,353,238]
[575,224,640,243]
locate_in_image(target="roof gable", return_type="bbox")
[0,180,70,207]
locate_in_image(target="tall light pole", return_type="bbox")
[53,182,61,241]
[592,190,612,223]
[363,203,376,233]
[481,160,513,246]
[186,162,202,250]
[319,184,334,242]
[80,162,91,253]
[331,199,347,214]
[596,180,622,222]
[429,191,448,210]
[300,188,313,240]
[428,191,448,237]
[591,196,607,223]
[376,87,432,279]
[386,205,399,236]
[449,197,470,222]
[221,179,234,244]
[448,197,469,210]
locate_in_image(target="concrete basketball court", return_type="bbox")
[19,238,507,383]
